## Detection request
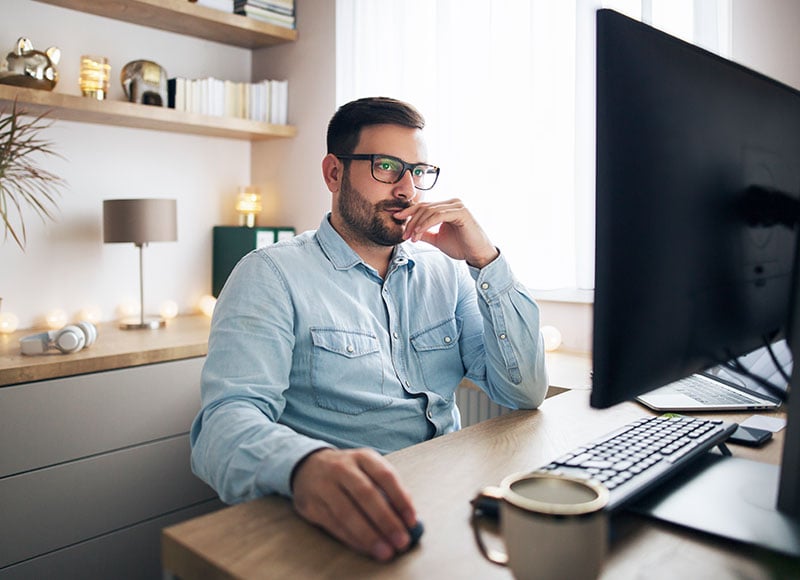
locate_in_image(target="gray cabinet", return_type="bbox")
[0,357,222,579]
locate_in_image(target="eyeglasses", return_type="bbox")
[336,154,440,190]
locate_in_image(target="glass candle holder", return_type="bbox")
[79,55,110,100]
[235,186,262,228]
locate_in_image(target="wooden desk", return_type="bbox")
[162,389,795,579]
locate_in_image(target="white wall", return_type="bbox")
[0,1,267,329]
[250,0,336,234]
[731,0,800,91]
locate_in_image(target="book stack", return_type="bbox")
[192,0,234,12]
[234,0,295,29]
[168,77,289,124]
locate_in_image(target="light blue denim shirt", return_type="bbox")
[191,214,548,503]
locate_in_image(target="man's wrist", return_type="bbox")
[466,247,500,269]
[289,447,332,494]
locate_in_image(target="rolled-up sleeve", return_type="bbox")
[461,252,549,409]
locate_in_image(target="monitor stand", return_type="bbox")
[627,451,800,558]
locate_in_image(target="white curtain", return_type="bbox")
[335,0,730,291]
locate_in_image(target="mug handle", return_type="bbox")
[470,486,509,566]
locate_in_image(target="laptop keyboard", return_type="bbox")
[536,414,737,510]
[674,376,756,405]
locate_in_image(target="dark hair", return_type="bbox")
[326,97,426,155]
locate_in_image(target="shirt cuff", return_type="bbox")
[469,251,516,298]
[256,438,335,498]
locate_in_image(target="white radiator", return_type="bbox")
[456,383,513,427]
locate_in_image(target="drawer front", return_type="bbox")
[0,357,204,478]
[0,499,223,580]
[0,434,217,569]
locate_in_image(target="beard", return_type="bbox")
[337,172,411,247]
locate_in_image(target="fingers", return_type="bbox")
[397,199,498,266]
[399,198,466,243]
[291,448,418,562]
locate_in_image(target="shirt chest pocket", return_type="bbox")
[409,317,464,398]
[310,328,391,415]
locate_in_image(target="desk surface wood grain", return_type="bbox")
[0,315,211,387]
[162,389,793,579]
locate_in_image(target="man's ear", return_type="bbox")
[322,153,342,193]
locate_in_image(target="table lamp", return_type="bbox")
[103,198,178,330]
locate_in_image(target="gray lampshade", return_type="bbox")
[103,198,177,245]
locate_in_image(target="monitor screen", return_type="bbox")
[591,9,800,410]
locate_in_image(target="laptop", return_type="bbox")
[636,340,791,412]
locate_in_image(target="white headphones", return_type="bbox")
[19,321,98,355]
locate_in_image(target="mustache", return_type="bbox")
[377,200,413,211]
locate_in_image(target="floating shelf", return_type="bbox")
[0,85,297,141]
[33,0,297,48]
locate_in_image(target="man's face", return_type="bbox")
[332,124,428,247]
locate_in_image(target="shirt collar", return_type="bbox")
[316,213,416,272]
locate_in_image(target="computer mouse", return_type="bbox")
[402,520,424,553]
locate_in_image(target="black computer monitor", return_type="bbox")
[591,8,800,552]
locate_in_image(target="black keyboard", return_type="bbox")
[537,415,738,510]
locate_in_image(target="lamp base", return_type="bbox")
[119,317,166,330]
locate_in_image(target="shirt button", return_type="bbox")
[481,282,490,290]
[498,333,507,340]
[346,345,354,353]
[427,409,433,419]
[393,331,399,339]
[444,336,452,344]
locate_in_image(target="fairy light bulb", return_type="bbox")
[198,295,217,318]
[78,306,103,324]
[160,300,179,320]
[45,309,67,330]
[541,325,563,352]
[0,312,19,334]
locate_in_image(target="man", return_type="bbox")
[191,97,548,562]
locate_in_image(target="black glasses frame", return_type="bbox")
[336,153,440,190]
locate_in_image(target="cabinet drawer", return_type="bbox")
[0,357,204,478]
[0,434,216,569]
[0,498,222,580]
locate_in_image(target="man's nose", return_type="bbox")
[393,169,417,200]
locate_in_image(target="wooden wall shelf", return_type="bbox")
[33,0,297,48]
[0,85,297,141]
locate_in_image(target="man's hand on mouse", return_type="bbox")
[291,448,419,561]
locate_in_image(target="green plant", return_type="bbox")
[0,100,66,250]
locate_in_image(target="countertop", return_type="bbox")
[0,315,211,387]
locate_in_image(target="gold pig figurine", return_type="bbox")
[0,37,60,90]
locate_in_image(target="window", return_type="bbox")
[336,0,730,291]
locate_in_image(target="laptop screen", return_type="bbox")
[706,340,792,401]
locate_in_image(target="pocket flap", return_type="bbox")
[410,318,461,351]
[310,328,379,358]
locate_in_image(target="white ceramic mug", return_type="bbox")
[472,471,609,580]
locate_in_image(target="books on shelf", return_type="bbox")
[234,0,295,29]
[192,0,234,13]
[168,77,288,124]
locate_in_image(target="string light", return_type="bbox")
[45,309,67,330]
[198,295,217,318]
[0,312,19,334]
[160,300,179,320]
